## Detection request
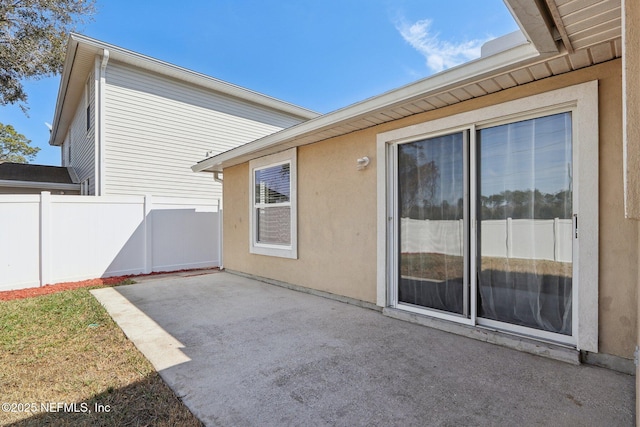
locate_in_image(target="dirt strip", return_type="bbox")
[0,268,219,301]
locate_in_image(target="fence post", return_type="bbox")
[218,199,223,269]
[506,217,513,258]
[143,194,153,274]
[39,191,51,286]
[459,218,464,257]
[553,217,560,261]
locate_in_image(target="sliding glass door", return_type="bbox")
[394,112,574,340]
[477,113,573,335]
[397,132,467,315]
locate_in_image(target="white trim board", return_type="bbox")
[248,147,298,259]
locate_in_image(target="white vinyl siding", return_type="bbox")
[103,62,304,200]
[66,69,96,194]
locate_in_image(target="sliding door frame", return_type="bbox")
[390,127,474,325]
[376,81,599,351]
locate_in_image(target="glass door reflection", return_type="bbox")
[477,112,573,335]
[397,132,466,315]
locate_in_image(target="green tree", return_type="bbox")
[398,145,440,219]
[0,122,39,163]
[0,0,96,109]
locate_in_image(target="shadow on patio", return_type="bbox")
[5,375,202,427]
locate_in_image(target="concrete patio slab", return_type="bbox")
[91,272,634,426]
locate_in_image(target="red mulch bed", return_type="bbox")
[0,268,219,302]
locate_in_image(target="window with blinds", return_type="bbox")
[249,148,297,259]
[255,163,291,245]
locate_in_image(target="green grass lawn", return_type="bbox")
[0,285,202,426]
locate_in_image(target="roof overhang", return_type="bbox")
[503,0,560,54]
[0,163,79,185]
[193,0,622,173]
[0,180,81,191]
[49,33,320,147]
[192,41,542,173]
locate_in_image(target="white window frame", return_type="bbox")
[249,147,297,259]
[376,81,599,352]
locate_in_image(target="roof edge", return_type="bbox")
[69,34,321,119]
[49,33,320,146]
[503,0,559,54]
[0,180,81,191]
[192,41,544,173]
[48,35,80,146]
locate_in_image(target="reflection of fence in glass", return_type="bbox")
[400,217,572,262]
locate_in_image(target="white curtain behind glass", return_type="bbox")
[477,112,573,335]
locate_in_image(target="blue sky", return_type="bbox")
[0,0,518,166]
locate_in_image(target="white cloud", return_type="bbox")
[396,19,492,73]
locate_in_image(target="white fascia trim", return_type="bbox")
[49,35,81,147]
[192,42,543,173]
[0,180,81,191]
[504,0,559,54]
[71,34,319,120]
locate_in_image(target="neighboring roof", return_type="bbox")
[0,163,80,190]
[49,33,320,147]
[193,0,622,173]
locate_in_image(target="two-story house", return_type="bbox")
[48,33,318,200]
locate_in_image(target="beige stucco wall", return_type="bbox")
[622,0,640,418]
[223,59,636,359]
[593,61,637,360]
[624,0,640,219]
[224,131,378,303]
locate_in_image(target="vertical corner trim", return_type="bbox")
[97,49,109,196]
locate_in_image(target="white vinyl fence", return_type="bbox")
[401,217,572,262]
[1,192,221,291]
